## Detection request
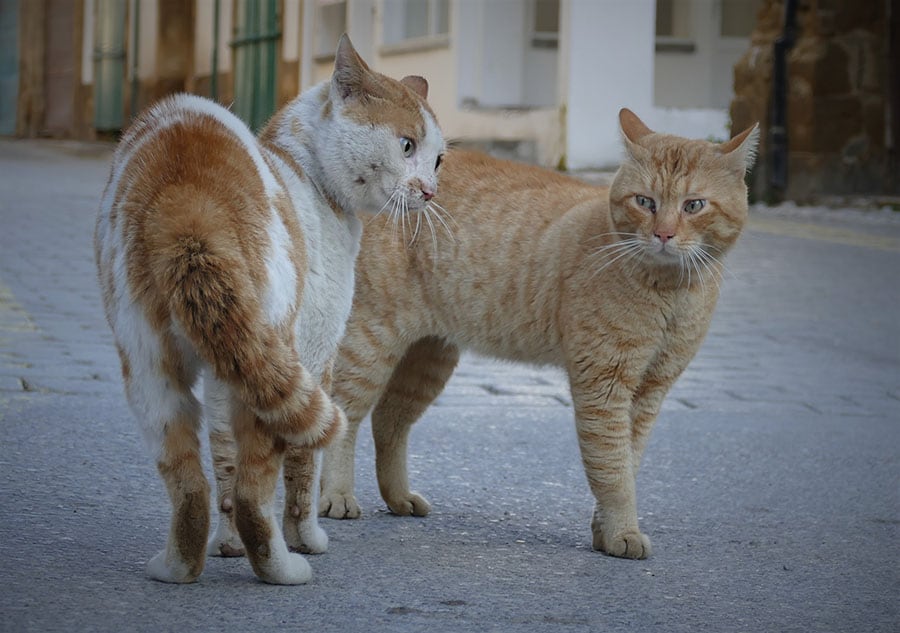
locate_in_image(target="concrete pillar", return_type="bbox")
[560,0,655,169]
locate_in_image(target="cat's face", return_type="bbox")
[608,109,758,275]
[323,37,445,217]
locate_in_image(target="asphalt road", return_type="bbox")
[1,139,898,633]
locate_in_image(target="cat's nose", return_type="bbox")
[655,231,675,244]
[421,189,434,201]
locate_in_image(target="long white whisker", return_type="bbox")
[422,206,439,258]
[427,202,457,242]
[589,242,643,279]
[425,200,459,229]
[409,202,423,247]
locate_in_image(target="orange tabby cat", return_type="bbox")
[95,36,444,584]
[316,109,758,559]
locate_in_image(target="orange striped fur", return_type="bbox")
[95,36,444,584]
[315,109,758,560]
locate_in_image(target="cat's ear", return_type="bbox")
[619,108,652,160]
[619,109,653,144]
[400,75,429,100]
[720,123,760,174]
[332,33,371,101]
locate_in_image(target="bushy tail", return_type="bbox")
[147,187,344,447]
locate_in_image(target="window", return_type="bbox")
[315,0,346,58]
[532,0,559,49]
[655,0,694,53]
[382,0,449,48]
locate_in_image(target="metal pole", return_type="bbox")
[211,0,220,101]
[769,0,798,199]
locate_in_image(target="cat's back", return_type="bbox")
[438,149,603,219]
[99,94,279,226]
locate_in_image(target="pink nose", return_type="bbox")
[422,190,434,201]
[655,231,675,244]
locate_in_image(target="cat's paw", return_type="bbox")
[319,492,362,519]
[592,528,652,559]
[256,552,313,585]
[284,518,329,555]
[146,549,201,583]
[207,519,245,557]
[386,491,431,517]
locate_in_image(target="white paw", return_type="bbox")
[257,552,313,585]
[299,521,329,554]
[284,518,329,554]
[206,520,245,557]
[319,492,362,519]
[146,549,198,583]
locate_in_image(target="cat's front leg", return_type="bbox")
[204,377,245,557]
[569,370,651,559]
[282,446,329,553]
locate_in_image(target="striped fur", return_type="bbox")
[95,36,444,584]
[316,109,758,560]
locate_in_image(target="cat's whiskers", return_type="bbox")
[587,238,645,279]
[425,201,457,241]
[693,246,724,292]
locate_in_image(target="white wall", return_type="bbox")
[561,0,655,170]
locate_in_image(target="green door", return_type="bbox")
[231,0,280,131]
[93,0,127,131]
[0,0,19,135]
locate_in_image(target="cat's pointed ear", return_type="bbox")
[332,33,371,101]
[720,123,760,174]
[619,108,653,144]
[400,75,429,100]
[619,108,652,160]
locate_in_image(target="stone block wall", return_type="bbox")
[730,0,898,201]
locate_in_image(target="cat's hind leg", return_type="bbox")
[282,446,328,553]
[204,376,245,557]
[371,337,459,517]
[231,399,312,585]
[121,340,210,583]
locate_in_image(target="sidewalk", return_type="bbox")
[1,138,897,633]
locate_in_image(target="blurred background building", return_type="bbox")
[0,0,896,200]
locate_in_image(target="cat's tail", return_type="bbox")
[146,187,345,448]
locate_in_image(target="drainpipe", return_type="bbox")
[211,0,220,101]
[130,0,140,119]
[768,0,798,199]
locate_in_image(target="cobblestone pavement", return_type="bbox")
[1,138,898,633]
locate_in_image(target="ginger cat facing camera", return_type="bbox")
[314,109,758,559]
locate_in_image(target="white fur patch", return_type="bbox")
[261,209,298,326]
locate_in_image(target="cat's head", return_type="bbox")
[313,35,445,217]
[608,108,758,278]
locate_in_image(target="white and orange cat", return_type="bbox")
[316,109,758,559]
[94,35,444,584]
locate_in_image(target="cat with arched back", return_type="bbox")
[94,35,445,584]
[314,109,758,559]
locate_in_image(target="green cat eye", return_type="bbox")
[635,195,656,213]
[400,137,416,158]
[683,199,706,214]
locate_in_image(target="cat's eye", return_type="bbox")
[435,154,444,170]
[400,137,416,158]
[683,199,706,214]
[635,195,656,213]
